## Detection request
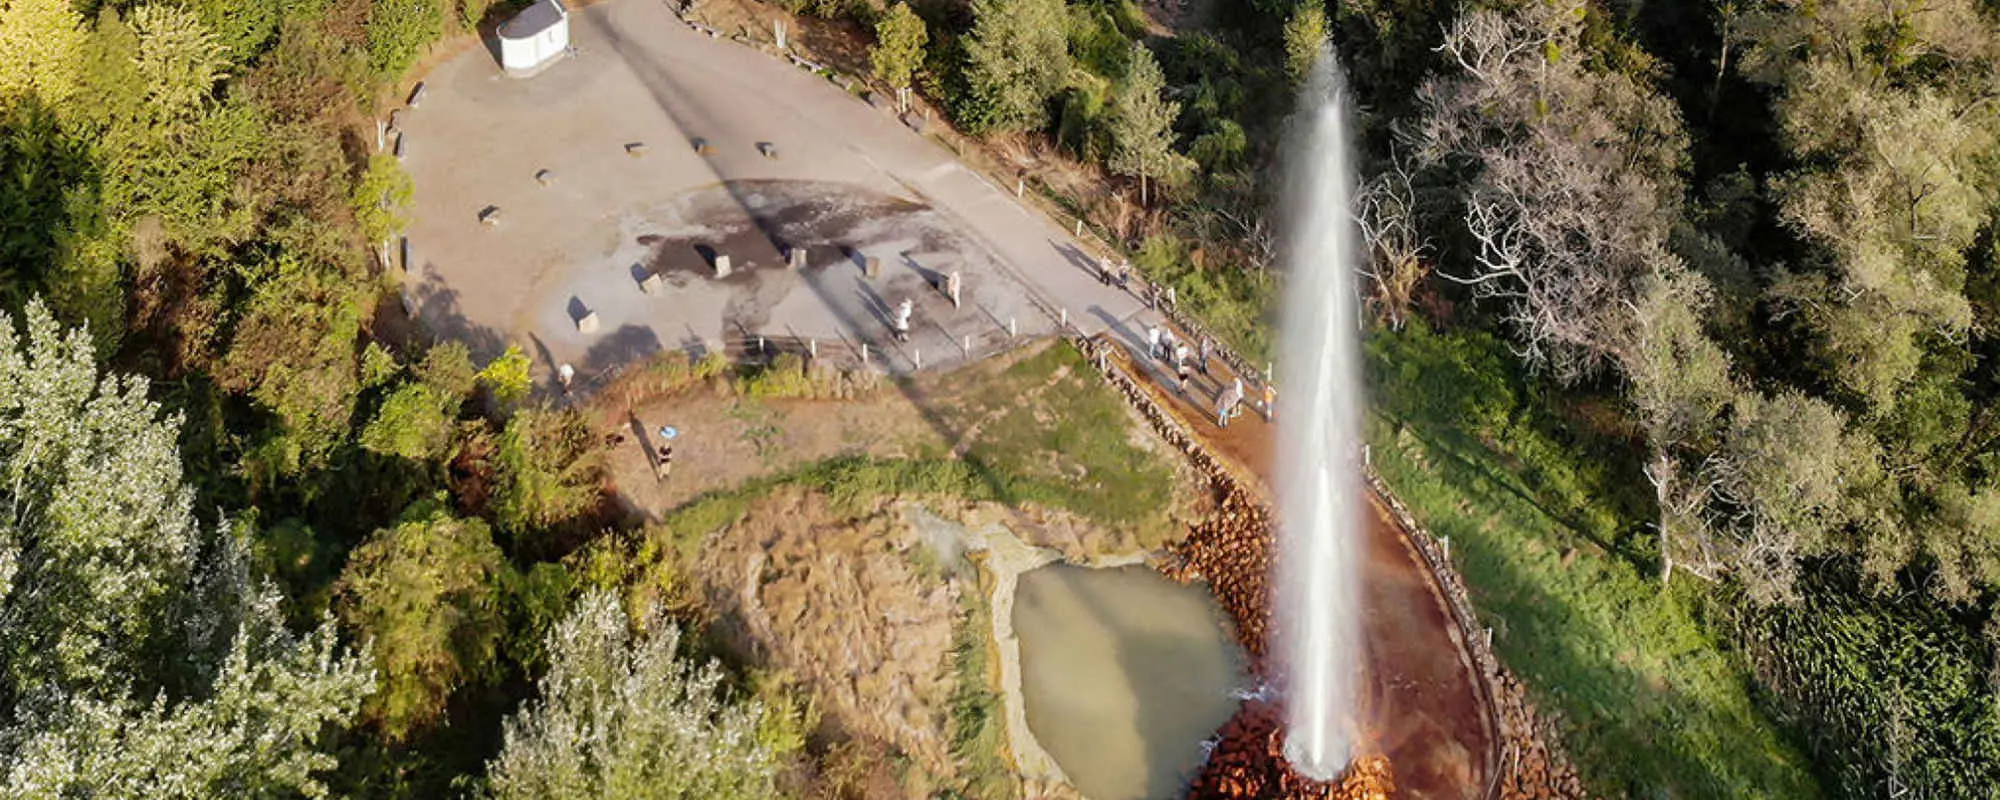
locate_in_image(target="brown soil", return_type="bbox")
[695,488,960,781]
[601,378,945,516]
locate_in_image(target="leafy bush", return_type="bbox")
[478,344,533,407]
[492,405,604,541]
[337,499,508,741]
[351,153,413,244]
[1733,575,2000,798]
[366,0,446,81]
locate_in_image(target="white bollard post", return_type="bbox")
[962,334,970,354]
[1016,179,1024,197]
[1008,317,1017,337]
[809,338,817,359]
[861,343,869,363]
[1265,362,1274,383]
[1074,220,1082,236]
[915,348,923,370]
[1442,535,1451,561]
[1059,307,1067,328]
[757,336,765,355]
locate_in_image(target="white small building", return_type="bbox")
[498,0,570,77]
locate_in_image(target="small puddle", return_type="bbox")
[1013,563,1249,800]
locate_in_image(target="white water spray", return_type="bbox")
[1274,48,1365,782]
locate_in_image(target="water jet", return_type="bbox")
[1274,46,1366,783]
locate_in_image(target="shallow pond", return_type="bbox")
[1012,563,1250,799]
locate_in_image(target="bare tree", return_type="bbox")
[1355,157,1431,329]
[1409,0,1690,382]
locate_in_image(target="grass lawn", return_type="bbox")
[1364,321,1820,799]
[928,342,1182,546]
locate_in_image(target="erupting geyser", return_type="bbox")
[1274,46,1365,783]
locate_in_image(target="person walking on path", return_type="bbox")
[653,424,679,482]
[1262,382,1277,422]
[1146,325,1163,361]
[1197,338,1211,377]
[1173,342,1191,393]
[893,298,913,343]
[1217,378,1244,428]
[1117,260,1132,292]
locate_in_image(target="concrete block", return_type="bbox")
[625,142,648,157]
[576,310,600,334]
[691,137,714,155]
[713,254,732,278]
[479,206,502,226]
[758,141,779,159]
[864,256,881,278]
[787,246,807,270]
[535,169,555,186]
[639,271,664,295]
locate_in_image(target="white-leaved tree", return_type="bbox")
[0,299,374,797]
[483,590,779,800]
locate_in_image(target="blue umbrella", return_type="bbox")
[658,425,679,441]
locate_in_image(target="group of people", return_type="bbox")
[1100,257,1177,313]
[1144,323,1272,429]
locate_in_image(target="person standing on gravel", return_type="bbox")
[893,298,913,343]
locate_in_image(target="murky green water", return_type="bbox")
[1012,563,1249,799]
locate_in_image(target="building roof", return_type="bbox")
[500,0,566,39]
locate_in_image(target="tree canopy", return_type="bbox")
[0,299,373,797]
[482,590,781,800]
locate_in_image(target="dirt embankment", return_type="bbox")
[696,488,960,776]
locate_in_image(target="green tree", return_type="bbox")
[492,406,603,542]
[1106,42,1190,207]
[870,2,928,113]
[962,0,1071,134]
[483,590,781,800]
[1283,2,1326,86]
[1740,0,1998,408]
[337,499,508,741]
[0,0,87,107]
[0,299,374,795]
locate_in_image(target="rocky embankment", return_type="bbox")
[1074,336,1586,800]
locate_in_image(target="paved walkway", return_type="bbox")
[397,0,1146,384]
